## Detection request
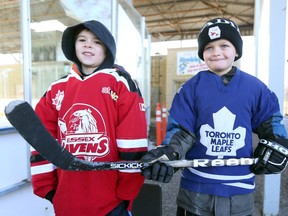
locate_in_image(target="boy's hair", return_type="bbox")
[197,18,243,61]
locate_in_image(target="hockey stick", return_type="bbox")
[5,100,257,170]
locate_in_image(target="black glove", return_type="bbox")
[45,190,56,204]
[107,201,129,216]
[141,145,178,183]
[251,139,288,175]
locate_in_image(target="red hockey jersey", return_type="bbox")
[30,65,148,216]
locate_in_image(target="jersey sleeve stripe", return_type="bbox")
[119,169,141,173]
[117,139,148,149]
[31,163,56,175]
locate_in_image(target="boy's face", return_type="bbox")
[203,39,238,76]
[75,29,106,75]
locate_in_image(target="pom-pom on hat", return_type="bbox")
[197,18,243,61]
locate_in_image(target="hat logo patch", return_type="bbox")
[208,26,221,40]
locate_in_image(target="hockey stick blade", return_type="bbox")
[5,100,80,170]
[4,100,257,171]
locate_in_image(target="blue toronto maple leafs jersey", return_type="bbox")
[168,68,285,196]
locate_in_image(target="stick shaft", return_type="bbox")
[69,158,258,170]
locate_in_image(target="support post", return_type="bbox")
[262,0,287,215]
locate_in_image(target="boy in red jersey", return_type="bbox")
[30,20,148,216]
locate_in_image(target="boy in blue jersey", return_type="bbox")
[141,18,288,216]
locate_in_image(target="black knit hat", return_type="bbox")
[197,18,243,61]
[61,20,116,70]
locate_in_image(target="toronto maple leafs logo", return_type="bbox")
[199,106,246,158]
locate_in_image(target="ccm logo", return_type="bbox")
[260,139,288,156]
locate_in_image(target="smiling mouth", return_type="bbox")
[211,58,225,61]
[83,52,94,56]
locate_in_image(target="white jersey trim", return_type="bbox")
[119,169,141,173]
[117,139,148,148]
[222,182,255,189]
[188,167,254,181]
[31,163,56,175]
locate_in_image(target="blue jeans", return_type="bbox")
[106,201,130,216]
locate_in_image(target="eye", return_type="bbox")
[204,46,212,51]
[221,44,229,49]
[94,39,102,45]
[76,37,86,42]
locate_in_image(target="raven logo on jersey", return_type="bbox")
[58,103,110,161]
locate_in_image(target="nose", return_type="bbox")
[212,47,220,56]
[84,41,92,48]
